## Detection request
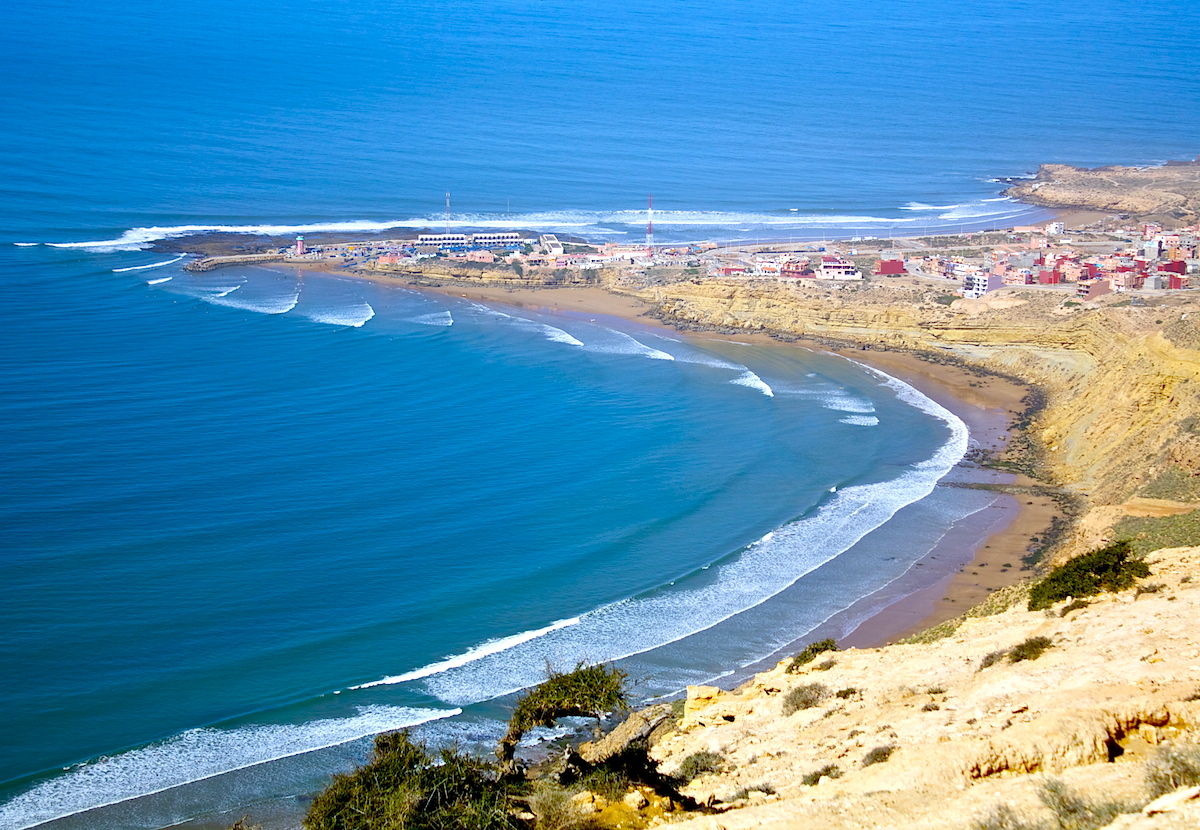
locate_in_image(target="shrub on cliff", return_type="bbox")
[1146,742,1200,798]
[675,751,723,784]
[1009,635,1053,663]
[782,683,829,715]
[497,662,628,770]
[785,638,839,673]
[303,731,519,830]
[1027,541,1149,610]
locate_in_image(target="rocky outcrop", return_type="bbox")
[1004,160,1200,220]
[646,546,1200,830]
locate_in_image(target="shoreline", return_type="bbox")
[295,265,1054,651]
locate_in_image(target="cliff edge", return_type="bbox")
[648,545,1200,830]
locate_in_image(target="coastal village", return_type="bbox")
[203,219,1199,303]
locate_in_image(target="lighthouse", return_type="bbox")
[295,235,306,256]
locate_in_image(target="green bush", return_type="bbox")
[1010,635,1053,663]
[782,683,828,715]
[1027,541,1149,610]
[498,662,628,767]
[304,731,519,830]
[1146,742,1200,798]
[785,639,839,673]
[835,687,858,699]
[801,764,841,786]
[861,745,895,767]
[676,751,722,784]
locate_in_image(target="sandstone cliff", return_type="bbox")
[1004,161,1200,222]
[645,545,1200,830]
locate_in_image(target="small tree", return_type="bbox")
[496,662,628,774]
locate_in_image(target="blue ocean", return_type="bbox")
[1,1,1197,827]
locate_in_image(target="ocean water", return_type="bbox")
[2,0,1199,827]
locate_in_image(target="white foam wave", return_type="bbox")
[304,302,375,327]
[0,706,459,830]
[730,370,774,397]
[901,202,960,211]
[41,198,1043,254]
[207,288,301,315]
[582,329,674,361]
[112,254,186,272]
[840,414,880,426]
[146,277,173,285]
[409,311,454,327]
[417,369,968,706]
[14,242,39,247]
[467,303,583,346]
[353,617,582,688]
[820,391,875,414]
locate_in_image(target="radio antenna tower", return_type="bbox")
[646,194,654,249]
[445,192,451,234]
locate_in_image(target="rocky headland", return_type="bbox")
[1004,160,1200,224]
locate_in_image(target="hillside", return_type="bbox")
[646,545,1200,830]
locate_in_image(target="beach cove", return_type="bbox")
[317,272,1059,653]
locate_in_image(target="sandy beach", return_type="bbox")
[296,265,1055,650]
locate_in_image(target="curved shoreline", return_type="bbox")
[314,272,1050,652]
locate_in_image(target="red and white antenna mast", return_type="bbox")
[445,192,451,234]
[647,194,654,249]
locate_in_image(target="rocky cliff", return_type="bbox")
[646,545,1200,830]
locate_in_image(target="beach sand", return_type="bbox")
[303,267,1056,649]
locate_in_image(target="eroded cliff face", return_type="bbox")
[617,280,1200,514]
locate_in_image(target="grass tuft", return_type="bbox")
[529,784,593,830]
[1146,742,1200,798]
[861,745,895,767]
[782,683,829,716]
[675,751,722,784]
[801,764,841,786]
[1038,779,1127,830]
[1009,635,1053,663]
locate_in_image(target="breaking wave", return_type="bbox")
[0,706,459,830]
[352,617,582,688]
[111,255,186,272]
[730,370,774,397]
[403,365,967,706]
[303,302,375,327]
[36,197,1047,251]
